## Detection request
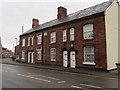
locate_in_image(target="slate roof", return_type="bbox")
[21,2,112,36]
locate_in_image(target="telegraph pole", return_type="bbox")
[15,38,18,46]
[22,25,24,34]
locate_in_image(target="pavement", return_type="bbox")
[1,58,120,79]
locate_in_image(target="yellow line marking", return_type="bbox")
[9,70,16,72]
[71,85,84,89]
[57,81,66,83]
[80,83,103,88]
[17,74,51,83]
[6,68,15,70]
[5,71,8,72]
[26,72,60,80]
[80,73,120,80]
[4,68,17,73]
[63,71,120,80]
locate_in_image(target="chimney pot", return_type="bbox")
[32,18,39,28]
[57,6,67,19]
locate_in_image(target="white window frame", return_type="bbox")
[31,36,34,45]
[83,46,95,65]
[50,32,56,44]
[22,38,25,47]
[70,28,74,41]
[50,48,56,61]
[83,24,94,40]
[28,37,30,46]
[63,29,67,42]
[37,48,42,60]
[38,34,42,45]
[22,50,25,59]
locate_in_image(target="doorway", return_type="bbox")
[70,51,76,68]
[63,51,68,67]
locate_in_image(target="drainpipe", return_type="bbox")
[41,30,44,65]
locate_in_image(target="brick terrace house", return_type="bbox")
[0,37,14,58]
[2,47,14,58]
[17,1,120,70]
[15,45,21,56]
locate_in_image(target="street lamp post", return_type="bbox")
[15,38,18,46]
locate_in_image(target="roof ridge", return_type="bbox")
[21,1,112,36]
[38,1,111,27]
[68,2,111,16]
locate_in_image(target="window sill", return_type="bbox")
[62,41,67,43]
[70,40,75,42]
[21,58,25,60]
[51,60,56,62]
[83,39,94,41]
[83,62,96,65]
[50,42,56,44]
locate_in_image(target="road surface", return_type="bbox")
[2,64,120,89]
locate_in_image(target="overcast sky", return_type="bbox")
[0,0,109,51]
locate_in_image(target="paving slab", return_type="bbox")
[1,58,119,79]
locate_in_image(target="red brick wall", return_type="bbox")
[15,45,21,55]
[20,14,107,69]
[20,32,43,63]
[42,15,107,69]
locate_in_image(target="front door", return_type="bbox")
[70,51,76,68]
[28,52,31,63]
[63,51,68,67]
[31,52,34,64]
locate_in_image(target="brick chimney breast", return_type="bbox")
[32,18,39,28]
[57,6,67,19]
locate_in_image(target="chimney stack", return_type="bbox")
[57,6,67,19]
[32,18,39,28]
[109,0,118,2]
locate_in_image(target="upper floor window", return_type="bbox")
[83,24,94,40]
[28,37,30,46]
[50,48,56,61]
[22,38,25,47]
[38,34,42,45]
[83,46,95,64]
[63,29,67,42]
[31,36,34,45]
[50,32,56,44]
[70,28,74,41]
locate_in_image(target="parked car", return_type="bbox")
[12,55,19,61]
[21,58,26,63]
[9,56,12,58]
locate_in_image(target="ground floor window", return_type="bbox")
[37,48,42,60]
[50,48,56,61]
[84,46,94,63]
[22,50,25,59]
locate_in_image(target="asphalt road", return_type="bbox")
[2,64,120,89]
